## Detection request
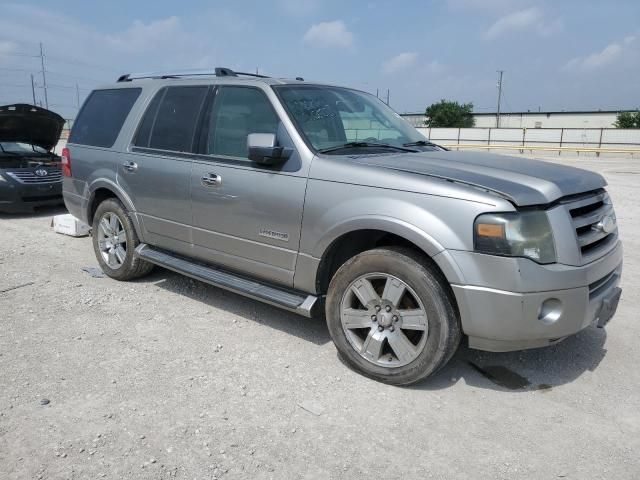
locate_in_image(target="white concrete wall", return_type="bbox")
[416,127,640,158]
[402,112,621,129]
[474,112,618,129]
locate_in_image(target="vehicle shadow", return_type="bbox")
[141,268,332,346]
[132,267,608,389]
[415,327,608,392]
[0,205,67,220]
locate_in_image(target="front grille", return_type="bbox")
[5,168,62,184]
[21,194,61,203]
[565,190,618,263]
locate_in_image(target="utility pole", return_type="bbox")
[30,74,36,105]
[39,42,49,109]
[376,88,379,99]
[386,88,390,106]
[75,83,80,109]
[495,70,504,128]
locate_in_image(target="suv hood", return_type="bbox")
[0,104,65,152]
[349,150,607,206]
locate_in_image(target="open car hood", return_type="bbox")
[0,104,65,152]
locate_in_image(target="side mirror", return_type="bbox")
[247,133,291,165]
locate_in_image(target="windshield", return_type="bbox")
[0,142,49,154]
[274,85,427,153]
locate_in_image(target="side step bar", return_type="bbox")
[135,244,319,317]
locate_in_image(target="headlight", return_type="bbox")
[0,174,7,182]
[474,211,556,264]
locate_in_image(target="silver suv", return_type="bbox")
[63,68,622,385]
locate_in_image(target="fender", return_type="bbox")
[84,178,144,239]
[312,215,445,259]
[294,215,463,293]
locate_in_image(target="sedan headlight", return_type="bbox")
[474,211,556,264]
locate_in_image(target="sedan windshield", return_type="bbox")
[274,85,430,154]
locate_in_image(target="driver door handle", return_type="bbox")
[122,161,138,173]
[201,173,222,187]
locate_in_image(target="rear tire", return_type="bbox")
[326,247,461,386]
[91,198,153,281]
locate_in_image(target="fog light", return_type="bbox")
[538,298,563,325]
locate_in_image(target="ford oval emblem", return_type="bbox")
[34,168,48,177]
[597,214,616,234]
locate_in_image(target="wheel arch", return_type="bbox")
[309,217,462,295]
[86,180,143,238]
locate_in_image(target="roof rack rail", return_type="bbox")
[116,68,270,82]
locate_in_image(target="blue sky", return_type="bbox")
[1,0,639,119]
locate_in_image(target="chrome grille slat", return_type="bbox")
[5,170,62,184]
[561,191,606,210]
[564,190,617,264]
[577,227,614,247]
[572,204,613,229]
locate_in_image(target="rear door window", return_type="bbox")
[134,86,208,153]
[205,86,279,159]
[69,88,141,147]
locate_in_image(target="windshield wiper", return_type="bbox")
[403,140,446,150]
[317,141,417,154]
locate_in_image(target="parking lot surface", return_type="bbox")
[1,156,639,479]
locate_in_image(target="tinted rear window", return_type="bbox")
[69,88,141,147]
[134,86,208,152]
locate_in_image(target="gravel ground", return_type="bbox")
[1,156,639,480]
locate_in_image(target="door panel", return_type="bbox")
[189,85,307,287]
[117,150,192,255]
[117,85,208,254]
[190,161,306,285]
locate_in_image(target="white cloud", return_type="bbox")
[0,40,17,58]
[106,17,184,52]
[485,7,542,38]
[382,52,418,74]
[303,20,354,49]
[565,36,638,71]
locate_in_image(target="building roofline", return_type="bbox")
[401,109,639,116]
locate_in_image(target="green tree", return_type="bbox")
[425,100,475,128]
[614,111,640,129]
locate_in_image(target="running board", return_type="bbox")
[135,244,319,317]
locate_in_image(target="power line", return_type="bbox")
[0,67,38,73]
[45,54,120,73]
[1,52,40,58]
[44,70,107,84]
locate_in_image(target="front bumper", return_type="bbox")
[0,178,63,213]
[446,241,623,352]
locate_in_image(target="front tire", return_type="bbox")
[326,247,461,386]
[92,198,153,281]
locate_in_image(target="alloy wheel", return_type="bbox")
[340,273,429,367]
[97,212,127,269]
